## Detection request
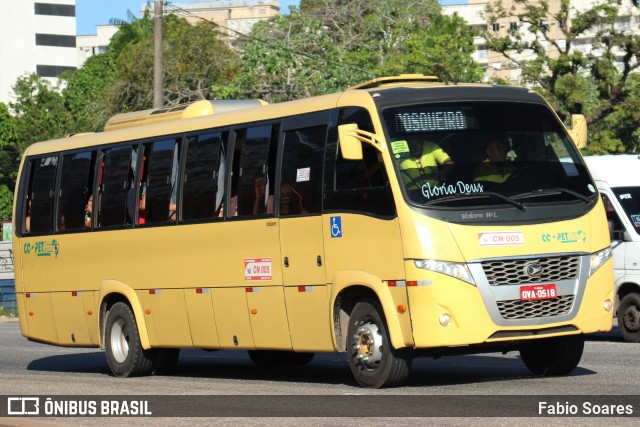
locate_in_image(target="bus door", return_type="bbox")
[278,114,334,351]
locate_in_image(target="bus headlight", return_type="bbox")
[589,247,612,277]
[414,260,475,286]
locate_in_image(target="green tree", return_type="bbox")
[62,53,117,133]
[0,103,17,220]
[110,15,239,112]
[484,0,640,153]
[9,74,71,155]
[230,1,482,102]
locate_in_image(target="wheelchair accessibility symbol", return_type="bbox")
[330,216,342,238]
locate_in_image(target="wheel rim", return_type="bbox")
[110,318,129,364]
[622,304,640,332]
[352,321,383,371]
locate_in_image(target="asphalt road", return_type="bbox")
[0,318,638,426]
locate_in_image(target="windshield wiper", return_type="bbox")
[511,188,594,205]
[425,192,526,211]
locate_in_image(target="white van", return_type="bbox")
[584,154,640,342]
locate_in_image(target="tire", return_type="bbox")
[152,349,180,375]
[347,299,412,388]
[248,350,315,367]
[618,293,640,343]
[519,334,584,376]
[104,302,155,377]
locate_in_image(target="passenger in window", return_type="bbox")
[24,200,32,233]
[474,135,516,183]
[253,176,274,214]
[280,185,307,215]
[84,194,93,228]
[399,138,453,190]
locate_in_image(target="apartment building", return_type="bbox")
[443,0,640,83]
[0,0,77,104]
[160,0,280,40]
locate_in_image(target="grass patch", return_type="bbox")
[0,306,17,317]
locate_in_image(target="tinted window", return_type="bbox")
[58,151,95,231]
[324,107,395,216]
[26,156,58,234]
[99,146,135,227]
[281,126,327,215]
[229,125,277,217]
[182,132,225,221]
[142,139,179,224]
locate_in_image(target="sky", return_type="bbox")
[76,0,466,36]
[76,0,301,35]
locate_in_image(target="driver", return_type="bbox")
[398,138,453,190]
[474,135,516,183]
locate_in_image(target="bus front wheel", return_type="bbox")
[105,302,155,377]
[618,293,640,343]
[347,299,411,388]
[519,334,584,376]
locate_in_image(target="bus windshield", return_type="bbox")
[382,101,597,208]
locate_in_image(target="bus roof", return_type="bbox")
[22,75,536,157]
[584,154,640,188]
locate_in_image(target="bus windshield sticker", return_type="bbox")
[296,167,310,182]
[244,258,272,281]
[478,231,524,246]
[632,215,640,227]
[390,140,411,159]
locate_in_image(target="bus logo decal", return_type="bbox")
[23,240,59,258]
[330,216,342,238]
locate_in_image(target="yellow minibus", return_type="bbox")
[12,75,613,388]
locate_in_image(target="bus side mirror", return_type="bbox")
[338,124,364,160]
[338,124,385,160]
[568,114,587,149]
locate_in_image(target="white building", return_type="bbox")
[77,25,119,67]
[442,0,640,83]
[0,0,77,104]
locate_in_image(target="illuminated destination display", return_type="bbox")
[393,108,475,132]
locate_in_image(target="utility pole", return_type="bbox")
[153,0,163,108]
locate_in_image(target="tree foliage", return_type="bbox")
[227,0,483,102]
[110,15,240,112]
[483,0,640,153]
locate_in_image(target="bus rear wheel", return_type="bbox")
[105,302,155,377]
[519,334,584,376]
[347,299,411,388]
[618,293,640,343]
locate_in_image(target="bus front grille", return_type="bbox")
[496,295,574,319]
[481,255,579,286]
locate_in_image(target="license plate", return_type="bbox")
[519,284,558,301]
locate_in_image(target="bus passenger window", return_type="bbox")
[229,125,277,218]
[142,139,179,224]
[25,156,58,235]
[58,151,96,231]
[182,132,225,221]
[280,126,327,216]
[98,146,135,228]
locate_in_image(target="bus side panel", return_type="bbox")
[51,291,93,346]
[184,288,220,349]
[211,287,254,349]
[143,288,193,347]
[284,285,334,352]
[246,286,291,349]
[22,292,58,345]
